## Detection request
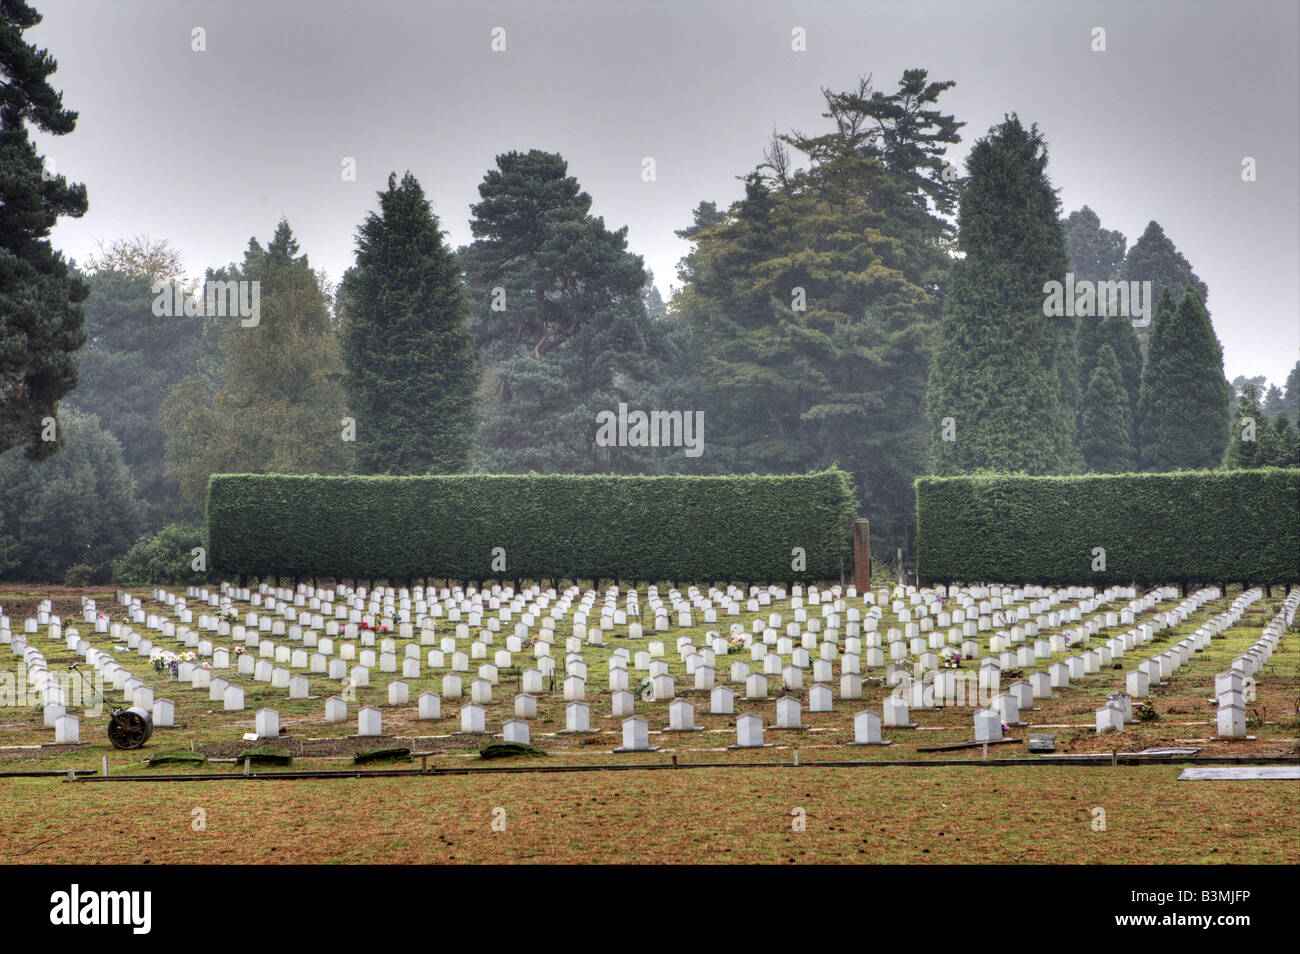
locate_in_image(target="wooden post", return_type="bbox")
[852,519,871,591]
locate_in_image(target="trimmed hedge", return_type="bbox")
[916,469,1300,586]
[206,470,857,583]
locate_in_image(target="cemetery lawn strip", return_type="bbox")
[2,764,1297,864]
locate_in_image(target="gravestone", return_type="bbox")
[1126,670,1149,699]
[223,685,244,711]
[774,695,803,729]
[612,688,636,717]
[973,709,1002,742]
[883,696,915,728]
[1095,703,1124,733]
[388,680,409,706]
[616,716,656,752]
[710,685,735,715]
[732,712,767,748]
[255,709,280,739]
[808,683,833,713]
[514,693,536,719]
[54,714,79,744]
[563,701,593,734]
[152,698,175,728]
[359,705,383,737]
[288,674,310,699]
[667,698,699,731]
[745,672,767,699]
[325,696,347,723]
[502,719,530,745]
[848,710,889,746]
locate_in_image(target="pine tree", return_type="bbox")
[1222,382,1265,469]
[1262,383,1285,421]
[1079,345,1135,472]
[1137,289,1229,470]
[926,114,1078,473]
[463,150,688,473]
[0,0,89,459]
[1078,311,1142,427]
[1284,360,1300,424]
[339,172,477,474]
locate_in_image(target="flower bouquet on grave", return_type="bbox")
[939,646,963,669]
[233,645,245,656]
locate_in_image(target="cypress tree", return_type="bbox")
[1260,408,1299,468]
[0,0,89,458]
[1222,382,1265,469]
[926,114,1077,473]
[1079,344,1135,473]
[1137,289,1229,470]
[339,171,477,474]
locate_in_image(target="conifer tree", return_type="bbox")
[1137,289,1229,470]
[1079,344,1136,473]
[0,0,89,458]
[926,114,1078,473]
[339,172,477,474]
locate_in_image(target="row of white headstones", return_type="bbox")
[1209,587,1298,738]
[3,575,1254,749]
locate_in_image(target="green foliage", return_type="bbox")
[926,114,1079,475]
[115,523,208,586]
[1137,290,1229,471]
[162,220,353,509]
[1283,360,1300,425]
[206,469,857,583]
[1261,412,1299,468]
[1079,345,1135,473]
[0,406,143,582]
[674,70,961,551]
[0,0,89,459]
[915,469,1300,585]
[1062,206,1126,284]
[236,747,292,765]
[148,750,208,767]
[1222,382,1265,469]
[353,747,411,764]
[1119,220,1208,340]
[63,563,92,587]
[339,171,477,475]
[70,267,207,527]
[463,150,691,474]
[479,741,546,760]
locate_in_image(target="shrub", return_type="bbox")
[116,524,209,586]
[206,470,858,583]
[916,469,1300,585]
[63,564,93,587]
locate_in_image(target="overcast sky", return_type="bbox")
[31,0,1300,383]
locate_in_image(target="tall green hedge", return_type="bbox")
[916,469,1300,585]
[206,470,857,583]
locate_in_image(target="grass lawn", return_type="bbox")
[3,764,1297,864]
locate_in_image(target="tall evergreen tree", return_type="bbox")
[463,150,688,473]
[1283,360,1300,424]
[1136,289,1228,470]
[1063,206,1126,284]
[1261,411,1299,467]
[162,220,352,509]
[674,70,962,549]
[1079,344,1136,473]
[0,0,89,458]
[1078,310,1142,427]
[1221,381,1265,469]
[1262,383,1285,421]
[339,171,477,474]
[1119,221,1208,346]
[926,114,1078,473]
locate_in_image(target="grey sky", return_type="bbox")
[32,0,1300,383]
